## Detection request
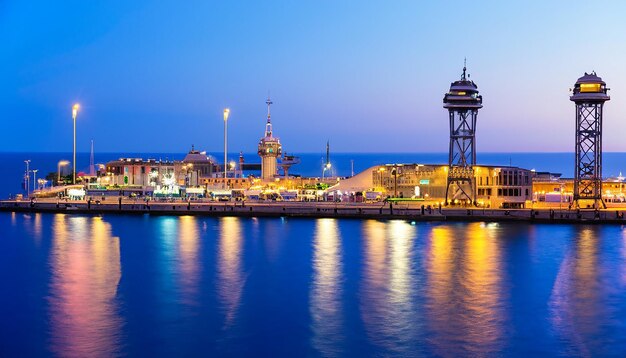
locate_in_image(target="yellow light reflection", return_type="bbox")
[426,223,503,355]
[360,220,417,353]
[33,213,42,240]
[425,225,456,354]
[463,223,502,351]
[218,216,243,327]
[623,229,626,285]
[360,220,387,345]
[311,218,343,356]
[178,216,200,304]
[49,214,122,357]
[550,227,602,355]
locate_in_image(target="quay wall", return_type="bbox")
[2,200,626,224]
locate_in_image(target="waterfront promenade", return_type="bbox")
[3,198,626,224]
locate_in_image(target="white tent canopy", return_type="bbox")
[325,165,377,193]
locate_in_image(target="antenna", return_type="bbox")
[326,140,330,166]
[265,94,273,137]
[266,91,272,122]
[462,57,467,80]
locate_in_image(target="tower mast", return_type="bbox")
[443,61,483,205]
[570,72,610,209]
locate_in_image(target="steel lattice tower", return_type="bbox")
[570,72,610,209]
[443,63,482,205]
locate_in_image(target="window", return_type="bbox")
[580,83,601,93]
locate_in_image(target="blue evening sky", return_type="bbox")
[2,1,626,154]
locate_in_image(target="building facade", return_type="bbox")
[372,164,533,208]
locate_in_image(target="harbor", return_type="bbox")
[4,71,626,222]
[5,2,626,356]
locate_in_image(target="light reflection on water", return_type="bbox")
[218,216,244,327]
[550,227,606,356]
[310,218,343,356]
[3,213,626,356]
[48,214,122,357]
[426,222,504,356]
[622,228,626,285]
[360,220,418,355]
[178,216,200,305]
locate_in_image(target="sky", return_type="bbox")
[2,1,626,154]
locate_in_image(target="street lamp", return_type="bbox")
[322,162,331,180]
[32,169,38,193]
[378,167,386,192]
[223,108,230,188]
[72,103,80,184]
[24,160,31,198]
[229,161,236,179]
[58,160,70,186]
[391,165,398,197]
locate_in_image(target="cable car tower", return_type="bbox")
[570,72,610,209]
[443,62,482,205]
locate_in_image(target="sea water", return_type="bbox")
[1,214,626,356]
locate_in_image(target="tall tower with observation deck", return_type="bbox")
[258,96,282,180]
[570,72,610,209]
[443,62,483,205]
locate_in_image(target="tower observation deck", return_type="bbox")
[570,72,610,209]
[443,63,483,205]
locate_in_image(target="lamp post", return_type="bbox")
[322,162,331,181]
[391,165,398,198]
[32,169,38,193]
[72,103,80,184]
[377,167,386,192]
[24,160,31,198]
[58,160,70,186]
[223,108,230,189]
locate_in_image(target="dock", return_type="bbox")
[2,199,625,224]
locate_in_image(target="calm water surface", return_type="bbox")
[1,213,626,356]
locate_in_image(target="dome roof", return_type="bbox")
[575,72,606,85]
[183,146,215,163]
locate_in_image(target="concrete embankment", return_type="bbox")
[2,200,626,224]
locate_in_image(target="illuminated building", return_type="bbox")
[570,72,610,209]
[182,145,218,185]
[371,164,532,208]
[105,158,176,187]
[257,96,282,181]
[443,61,483,205]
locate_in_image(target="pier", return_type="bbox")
[3,199,626,224]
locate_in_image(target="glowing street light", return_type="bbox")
[229,161,236,178]
[322,162,332,180]
[223,108,230,188]
[58,160,70,186]
[72,103,80,184]
[24,160,31,198]
[32,169,38,192]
